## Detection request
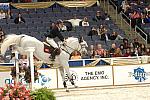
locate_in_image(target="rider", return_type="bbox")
[45,20,66,61]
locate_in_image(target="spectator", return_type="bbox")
[119,44,126,54]
[97,25,105,35]
[122,38,130,49]
[109,31,124,41]
[109,43,117,57]
[144,48,150,56]
[14,13,25,24]
[113,48,123,57]
[130,48,136,56]
[70,50,81,60]
[19,55,28,65]
[0,55,4,63]
[95,44,106,57]
[88,27,98,41]
[99,27,109,42]
[79,36,88,56]
[124,48,131,57]
[0,27,5,43]
[82,17,89,27]
[133,38,140,48]
[93,11,105,22]
[140,43,146,55]
[87,44,96,58]
[68,14,82,27]
[0,10,6,19]
[103,50,110,58]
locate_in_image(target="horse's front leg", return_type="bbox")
[58,66,69,92]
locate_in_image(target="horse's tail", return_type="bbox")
[1,34,24,55]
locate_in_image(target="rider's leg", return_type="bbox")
[46,37,58,60]
[46,37,58,48]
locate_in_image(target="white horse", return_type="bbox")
[1,34,83,91]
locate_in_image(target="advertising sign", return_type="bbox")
[114,64,150,85]
[0,69,57,89]
[0,72,11,87]
[0,3,9,10]
[57,66,113,88]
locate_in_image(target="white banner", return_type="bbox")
[33,69,57,89]
[0,69,57,89]
[58,66,113,88]
[114,64,150,85]
[0,72,11,87]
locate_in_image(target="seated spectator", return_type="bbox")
[144,48,150,56]
[93,11,105,22]
[79,36,88,56]
[14,13,25,24]
[119,44,126,54]
[109,31,124,41]
[109,43,117,57]
[70,50,81,60]
[130,48,136,56]
[113,48,123,57]
[87,44,96,58]
[68,14,82,27]
[0,55,4,63]
[140,43,146,55]
[94,51,101,58]
[133,38,140,48]
[0,10,6,19]
[124,48,131,57]
[97,25,105,35]
[0,27,5,43]
[99,27,109,41]
[82,17,89,27]
[103,50,110,58]
[95,44,106,57]
[88,27,98,40]
[122,38,130,49]
[19,55,28,66]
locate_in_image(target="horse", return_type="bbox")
[1,34,83,91]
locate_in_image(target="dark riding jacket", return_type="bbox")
[45,25,64,42]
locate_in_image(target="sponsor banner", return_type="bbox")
[57,66,113,88]
[0,69,57,89]
[33,69,57,89]
[114,64,150,85]
[0,3,9,10]
[0,72,11,87]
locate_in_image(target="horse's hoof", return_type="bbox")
[74,85,78,88]
[66,89,70,92]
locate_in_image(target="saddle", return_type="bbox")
[43,42,61,55]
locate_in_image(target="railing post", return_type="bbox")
[14,51,19,83]
[25,47,35,91]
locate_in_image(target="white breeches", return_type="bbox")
[46,37,58,48]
